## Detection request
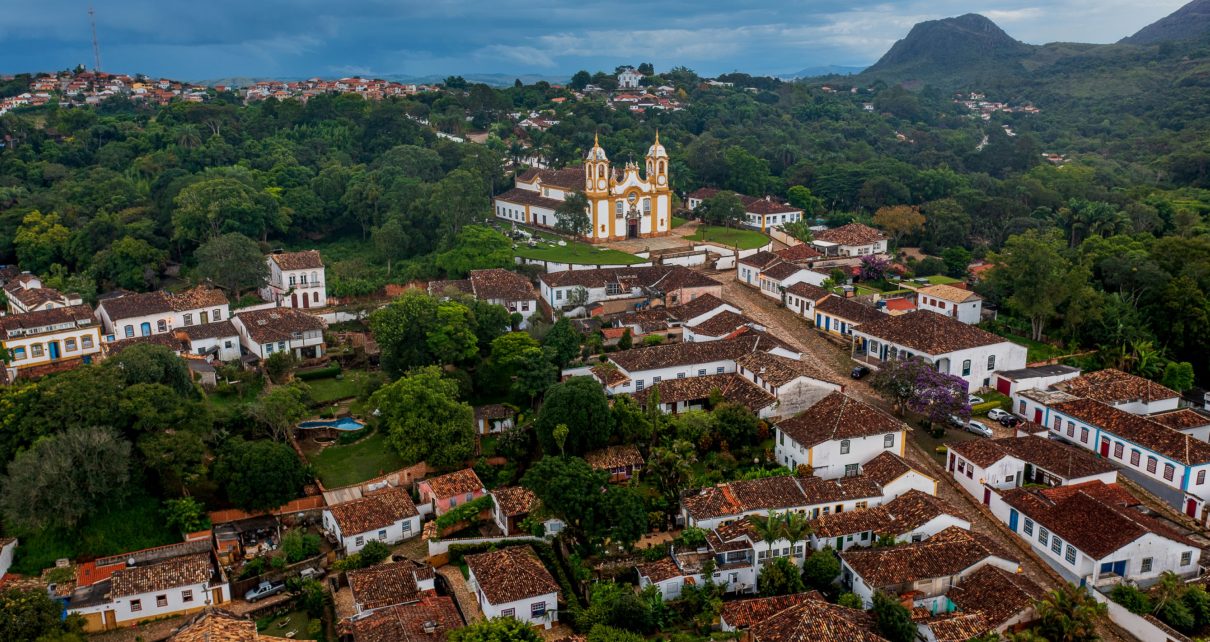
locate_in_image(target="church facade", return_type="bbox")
[493,134,672,244]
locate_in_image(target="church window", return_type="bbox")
[615,202,623,217]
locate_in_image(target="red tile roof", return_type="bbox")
[327,487,419,535]
[749,598,887,642]
[814,295,885,326]
[469,269,534,302]
[1054,368,1180,405]
[720,592,823,629]
[1051,398,1210,465]
[812,223,886,247]
[946,564,1044,629]
[855,310,1006,354]
[465,546,560,604]
[269,250,324,270]
[420,469,484,499]
[948,435,1116,479]
[343,596,463,642]
[776,392,905,449]
[348,560,434,611]
[840,526,1015,587]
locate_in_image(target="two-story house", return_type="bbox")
[231,307,325,360]
[262,250,327,309]
[773,392,908,478]
[3,273,80,314]
[322,487,421,554]
[97,286,230,339]
[465,546,560,628]
[810,223,888,257]
[915,284,983,324]
[0,304,102,380]
[946,435,1118,504]
[851,310,1027,390]
[416,469,487,517]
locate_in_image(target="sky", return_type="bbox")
[0,0,1191,81]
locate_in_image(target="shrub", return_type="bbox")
[1109,584,1151,615]
[970,400,1004,416]
[434,495,494,531]
[296,364,342,381]
[838,592,862,608]
[282,530,323,563]
[161,497,210,534]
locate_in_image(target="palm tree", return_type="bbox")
[175,124,202,150]
[1034,584,1107,642]
[781,512,811,562]
[752,511,787,565]
[1150,571,1184,615]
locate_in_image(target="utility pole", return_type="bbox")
[89,3,102,72]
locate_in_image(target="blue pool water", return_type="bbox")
[298,417,366,431]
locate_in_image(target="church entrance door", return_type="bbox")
[628,220,639,239]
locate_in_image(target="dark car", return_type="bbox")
[998,415,1020,428]
[851,365,870,379]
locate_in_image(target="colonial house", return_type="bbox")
[946,436,1118,504]
[174,320,242,362]
[685,187,805,231]
[262,250,327,309]
[66,543,230,632]
[322,487,421,553]
[430,268,538,329]
[683,310,762,342]
[719,593,823,635]
[748,595,888,642]
[3,273,80,314]
[474,404,517,435]
[613,293,739,343]
[345,560,436,616]
[465,546,560,628]
[633,372,780,418]
[97,286,230,339]
[915,284,982,324]
[1052,368,1182,416]
[0,305,102,380]
[342,596,464,642]
[584,444,645,482]
[737,251,780,288]
[992,364,1081,397]
[813,295,885,338]
[809,490,969,552]
[587,333,800,396]
[757,262,827,302]
[774,392,908,478]
[943,564,1045,636]
[538,265,720,313]
[839,526,1019,611]
[1000,481,1201,585]
[638,518,786,600]
[734,351,844,416]
[851,310,1027,390]
[862,451,941,499]
[783,282,830,323]
[416,469,487,517]
[1149,408,1210,443]
[810,223,888,257]
[231,307,325,360]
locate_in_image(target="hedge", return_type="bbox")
[296,365,342,381]
[970,400,1005,416]
[434,495,494,531]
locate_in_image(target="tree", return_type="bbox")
[429,300,480,365]
[723,146,770,196]
[758,557,805,596]
[870,356,968,425]
[162,497,209,534]
[989,230,1078,341]
[1162,361,1195,392]
[371,290,478,377]
[264,350,298,384]
[534,376,613,455]
[371,366,475,468]
[449,617,542,642]
[941,246,972,278]
[801,549,840,593]
[781,512,811,561]
[787,186,822,215]
[0,426,132,531]
[93,236,167,290]
[569,70,592,90]
[713,402,761,449]
[1033,584,1107,642]
[858,254,891,282]
[576,581,656,633]
[782,220,814,243]
[521,456,646,550]
[281,529,322,563]
[105,343,195,395]
[837,592,863,608]
[697,190,746,228]
[872,205,925,247]
[872,591,916,642]
[192,232,269,297]
[0,587,85,642]
[555,191,592,237]
[430,168,488,242]
[644,439,696,522]
[213,439,311,511]
[543,318,581,368]
[617,328,633,350]
[14,210,70,274]
[434,225,514,278]
[611,394,653,444]
[172,177,284,244]
[372,217,408,276]
[752,511,786,562]
[248,383,311,441]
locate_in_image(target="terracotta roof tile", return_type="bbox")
[691,310,755,337]
[1149,409,1210,430]
[776,392,905,449]
[270,250,324,270]
[776,244,822,263]
[812,223,886,247]
[348,560,434,611]
[814,296,885,326]
[860,452,931,488]
[855,310,1006,354]
[539,266,716,291]
[683,474,886,522]
[749,598,887,642]
[738,251,781,269]
[636,557,681,583]
[491,486,537,518]
[607,335,761,373]
[840,527,1015,587]
[344,596,463,642]
[428,279,473,296]
[516,167,583,190]
[494,187,564,209]
[735,351,841,388]
[811,490,966,538]
[1051,398,1210,465]
[670,293,731,321]
[917,284,980,304]
[234,307,324,345]
[0,304,96,339]
[327,487,419,535]
[584,444,645,470]
[949,436,1116,479]
[421,469,484,499]
[946,564,1044,629]
[176,320,238,341]
[465,546,560,604]
[469,269,534,302]
[925,613,990,642]
[633,373,775,414]
[111,552,214,597]
[1054,368,1180,405]
[719,592,823,629]
[762,261,808,282]
[169,609,257,642]
[784,282,829,301]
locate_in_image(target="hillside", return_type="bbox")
[1122,0,1210,44]
[861,13,1034,85]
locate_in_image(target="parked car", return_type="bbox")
[987,408,1010,422]
[968,395,985,405]
[245,581,286,603]
[851,365,870,379]
[948,414,967,428]
[998,415,1021,428]
[966,420,993,437]
[299,567,322,581]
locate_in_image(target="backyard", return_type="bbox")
[306,431,407,488]
[258,609,321,640]
[306,371,369,404]
[514,230,645,265]
[685,225,770,250]
[983,323,1069,363]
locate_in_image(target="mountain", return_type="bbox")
[780,65,867,79]
[1121,0,1210,45]
[861,14,1034,85]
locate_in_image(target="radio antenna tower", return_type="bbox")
[89,3,103,72]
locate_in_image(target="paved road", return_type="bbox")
[438,565,484,624]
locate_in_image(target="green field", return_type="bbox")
[514,233,645,265]
[685,225,770,250]
[923,275,963,285]
[307,371,368,404]
[671,216,689,228]
[308,431,407,488]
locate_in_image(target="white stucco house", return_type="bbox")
[0,304,102,380]
[262,250,327,309]
[465,546,560,628]
[809,489,970,552]
[97,286,230,339]
[175,320,242,362]
[810,223,888,257]
[774,391,908,479]
[322,487,421,554]
[946,435,1118,505]
[916,284,983,324]
[231,307,325,360]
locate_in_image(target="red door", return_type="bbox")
[1100,437,1111,458]
[1033,409,1043,423]
[302,293,310,309]
[983,488,991,506]
[949,454,956,472]
[1187,499,1198,518]
[291,292,298,307]
[996,377,1011,395]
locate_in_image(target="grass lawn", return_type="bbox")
[258,610,320,640]
[12,494,178,575]
[206,377,265,410]
[307,371,368,404]
[515,231,645,266]
[685,225,770,250]
[923,275,963,285]
[983,326,1067,363]
[309,431,407,487]
[671,216,689,228]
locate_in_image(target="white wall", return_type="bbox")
[775,431,904,480]
[608,358,737,395]
[186,334,241,362]
[918,298,982,325]
[5,327,101,370]
[0,540,14,579]
[71,580,228,625]
[880,470,939,500]
[322,510,420,554]
[470,574,559,628]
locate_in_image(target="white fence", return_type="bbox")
[517,257,655,274]
[1091,588,1191,642]
[427,535,547,557]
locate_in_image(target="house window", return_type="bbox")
[378,529,387,540]
[157,320,167,332]
[1039,527,1049,547]
[844,464,858,477]
[64,338,77,352]
[636,380,645,391]
[1131,450,1141,466]
[30,344,43,357]
[1113,442,1124,459]
[677,372,685,379]
[156,594,168,608]
[11,347,25,360]
[1065,545,1077,564]
[556,290,563,301]
[402,520,412,533]
[355,536,364,547]
[531,601,547,618]
[1024,518,1034,536]
[1141,558,1153,573]
[1147,456,1158,473]
[961,360,971,376]
[1164,463,1175,481]
[214,308,222,320]
[1051,536,1063,555]
[183,313,193,325]
[182,589,193,602]
[987,355,996,371]
[1080,427,1089,443]
[502,608,516,618]
[698,369,706,376]
[1053,417,1061,431]
[289,275,297,286]
[1019,400,1026,414]
[130,599,142,612]
[1182,551,1193,566]
[716,367,725,374]
[1067,422,1075,438]
[958,460,966,473]
[856,501,868,510]
[653,376,662,384]
[82,335,94,349]
[840,440,850,454]
[1199,470,1207,485]
[278,341,286,351]
[884,434,894,448]
[124,325,135,338]
[265,344,274,354]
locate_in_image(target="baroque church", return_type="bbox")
[493,133,672,243]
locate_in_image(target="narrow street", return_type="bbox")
[437,565,484,624]
[712,269,1136,642]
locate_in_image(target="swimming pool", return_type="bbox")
[298,417,366,431]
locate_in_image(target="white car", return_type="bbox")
[968,395,985,405]
[987,408,1010,422]
[966,420,993,437]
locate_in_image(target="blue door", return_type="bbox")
[1099,561,1127,576]
[140,322,151,336]
[1008,509,1019,532]
[48,342,59,360]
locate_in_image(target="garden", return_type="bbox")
[304,430,407,488]
[685,225,770,250]
[514,230,645,265]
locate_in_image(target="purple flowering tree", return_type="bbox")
[870,356,970,426]
[859,254,891,282]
